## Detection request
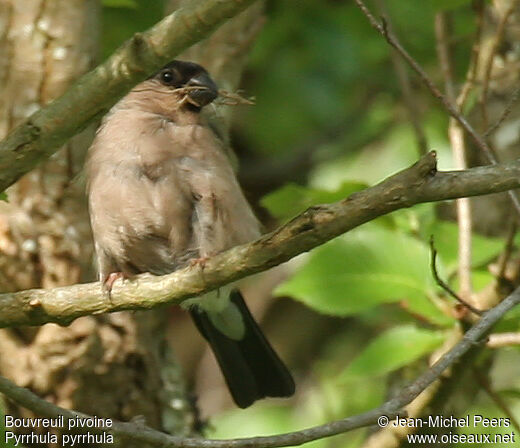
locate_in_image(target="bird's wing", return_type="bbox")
[87,113,196,277]
[169,124,261,258]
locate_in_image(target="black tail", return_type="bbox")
[190,290,295,408]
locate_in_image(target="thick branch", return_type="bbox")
[2,282,520,447]
[1,152,520,327]
[0,0,256,192]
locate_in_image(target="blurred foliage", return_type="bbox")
[261,181,367,220]
[275,223,453,326]
[101,0,166,61]
[339,324,445,380]
[100,0,520,446]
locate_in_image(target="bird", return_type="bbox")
[85,60,295,408]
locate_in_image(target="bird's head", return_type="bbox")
[124,60,219,117]
[151,60,218,109]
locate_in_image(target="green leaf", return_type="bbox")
[261,182,366,221]
[102,0,138,8]
[497,389,520,400]
[209,405,294,438]
[0,191,7,202]
[391,203,437,236]
[276,225,453,325]
[340,325,446,380]
[469,270,494,292]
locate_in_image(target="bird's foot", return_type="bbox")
[189,256,209,270]
[102,272,127,300]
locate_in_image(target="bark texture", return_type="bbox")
[0,2,194,447]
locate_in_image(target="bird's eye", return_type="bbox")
[160,71,174,84]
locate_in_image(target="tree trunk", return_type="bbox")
[0,2,194,447]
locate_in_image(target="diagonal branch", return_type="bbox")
[2,152,520,328]
[0,0,257,192]
[353,0,520,216]
[3,282,520,447]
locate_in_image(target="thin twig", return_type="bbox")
[484,85,520,138]
[457,0,485,109]
[3,285,520,447]
[480,0,519,129]
[435,11,474,299]
[353,0,520,217]
[473,368,520,433]
[487,332,520,347]
[376,0,428,156]
[453,138,473,298]
[216,89,256,106]
[429,236,483,315]
[497,219,517,281]
[435,12,456,101]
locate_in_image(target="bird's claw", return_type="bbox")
[189,256,209,269]
[103,272,127,300]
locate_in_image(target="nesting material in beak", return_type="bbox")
[185,72,218,108]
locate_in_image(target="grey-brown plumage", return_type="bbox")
[86,60,294,408]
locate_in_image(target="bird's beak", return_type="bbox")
[186,72,218,108]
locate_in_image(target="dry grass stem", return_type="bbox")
[216,89,255,106]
